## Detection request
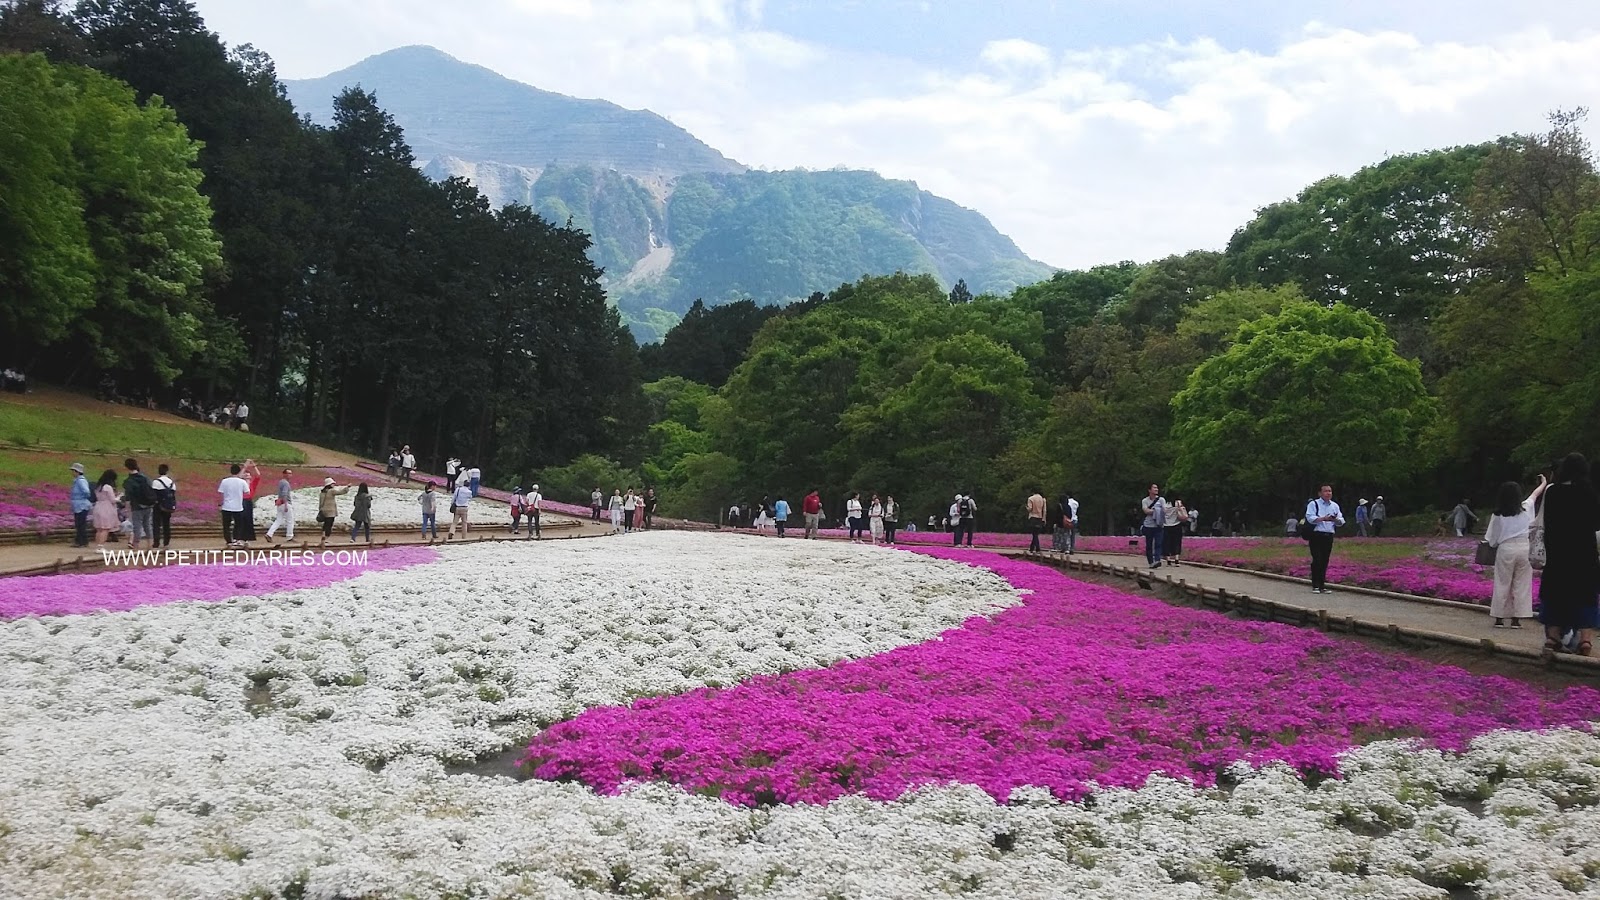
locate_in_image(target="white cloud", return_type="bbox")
[194,1,1600,269]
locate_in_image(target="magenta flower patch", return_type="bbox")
[0,547,438,618]
[521,548,1596,807]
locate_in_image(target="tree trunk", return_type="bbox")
[376,380,395,457]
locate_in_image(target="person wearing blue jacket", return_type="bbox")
[69,462,92,548]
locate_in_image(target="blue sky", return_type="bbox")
[190,0,1600,268]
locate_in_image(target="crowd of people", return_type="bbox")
[176,397,251,431]
[592,486,657,534]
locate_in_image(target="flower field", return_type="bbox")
[1,533,1597,899]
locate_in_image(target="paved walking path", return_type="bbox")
[1005,549,1579,659]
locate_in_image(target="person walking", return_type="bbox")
[591,486,603,522]
[958,493,977,546]
[1305,484,1345,594]
[642,487,657,530]
[419,482,439,541]
[1052,492,1072,556]
[69,463,92,548]
[526,483,542,538]
[386,449,401,481]
[623,488,639,532]
[122,458,154,550]
[1485,477,1548,629]
[1355,500,1370,537]
[847,492,864,543]
[91,469,120,549]
[1450,499,1478,537]
[1163,498,1189,567]
[509,487,525,535]
[883,495,898,545]
[218,464,250,548]
[239,460,261,545]
[868,494,885,545]
[467,465,481,498]
[1140,484,1167,569]
[1537,453,1599,657]
[1026,489,1048,552]
[774,495,790,538]
[609,489,624,533]
[803,489,822,539]
[448,479,474,539]
[349,483,373,543]
[316,478,350,545]
[266,469,295,543]
[1369,496,1387,536]
[151,463,177,549]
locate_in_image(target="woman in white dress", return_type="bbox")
[609,488,624,533]
[868,494,885,545]
[1484,475,1548,628]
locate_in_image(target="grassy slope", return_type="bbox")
[0,400,304,482]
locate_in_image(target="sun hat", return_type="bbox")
[323,477,335,487]
[1360,498,1367,505]
[70,462,85,474]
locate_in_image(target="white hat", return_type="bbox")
[531,483,539,491]
[323,477,335,487]
[1359,498,1368,505]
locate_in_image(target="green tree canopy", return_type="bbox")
[1171,303,1436,502]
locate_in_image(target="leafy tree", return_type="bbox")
[535,453,641,505]
[638,298,780,387]
[1171,303,1435,503]
[1103,250,1226,333]
[0,52,95,348]
[1174,283,1312,356]
[947,278,973,304]
[0,0,87,60]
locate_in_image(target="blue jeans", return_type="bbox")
[422,513,437,539]
[350,520,370,541]
[73,510,89,547]
[1142,525,1165,566]
[469,477,479,497]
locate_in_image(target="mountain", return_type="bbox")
[285,47,1054,341]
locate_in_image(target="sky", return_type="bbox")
[189,0,1600,269]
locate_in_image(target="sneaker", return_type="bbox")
[1152,562,1162,569]
[1493,619,1508,629]
[1511,619,1523,629]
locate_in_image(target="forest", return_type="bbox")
[2,1,1597,531]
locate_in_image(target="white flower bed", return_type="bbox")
[253,486,513,528]
[1,533,1597,899]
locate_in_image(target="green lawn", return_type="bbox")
[0,401,304,465]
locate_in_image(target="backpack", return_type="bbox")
[125,472,154,509]
[958,498,972,518]
[1297,499,1319,540]
[155,478,177,512]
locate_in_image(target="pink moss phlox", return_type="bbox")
[0,547,439,618]
[520,547,1596,807]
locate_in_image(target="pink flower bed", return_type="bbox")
[1,469,356,533]
[1174,537,1511,606]
[0,547,438,618]
[521,548,1596,807]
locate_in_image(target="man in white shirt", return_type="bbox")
[525,483,543,538]
[448,480,474,539]
[948,495,963,546]
[266,468,295,542]
[468,466,481,497]
[1139,484,1166,569]
[445,457,460,491]
[217,463,250,547]
[1305,484,1346,594]
[234,401,250,432]
[399,447,416,482]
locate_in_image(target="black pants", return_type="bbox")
[961,518,974,546]
[320,515,335,538]
[528,509,540,537]
[74,510,89,547]
[624,509,635,531]
[222,509,242,543]
[154,509,172,547]
[643,508,653,529]
[447,474,458,490]
[350,520,370,542]
[1164,524,1185,559]
[850,516,863,539]
[776,518,785,537]
[592,505,602,522]
[1028,518,1044,551]
[885,521,897,544]
[240,500,256,542]
[1308,533,1334,589]
[1370,520,1384,537]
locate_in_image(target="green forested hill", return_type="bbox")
[285,46,1054,340]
